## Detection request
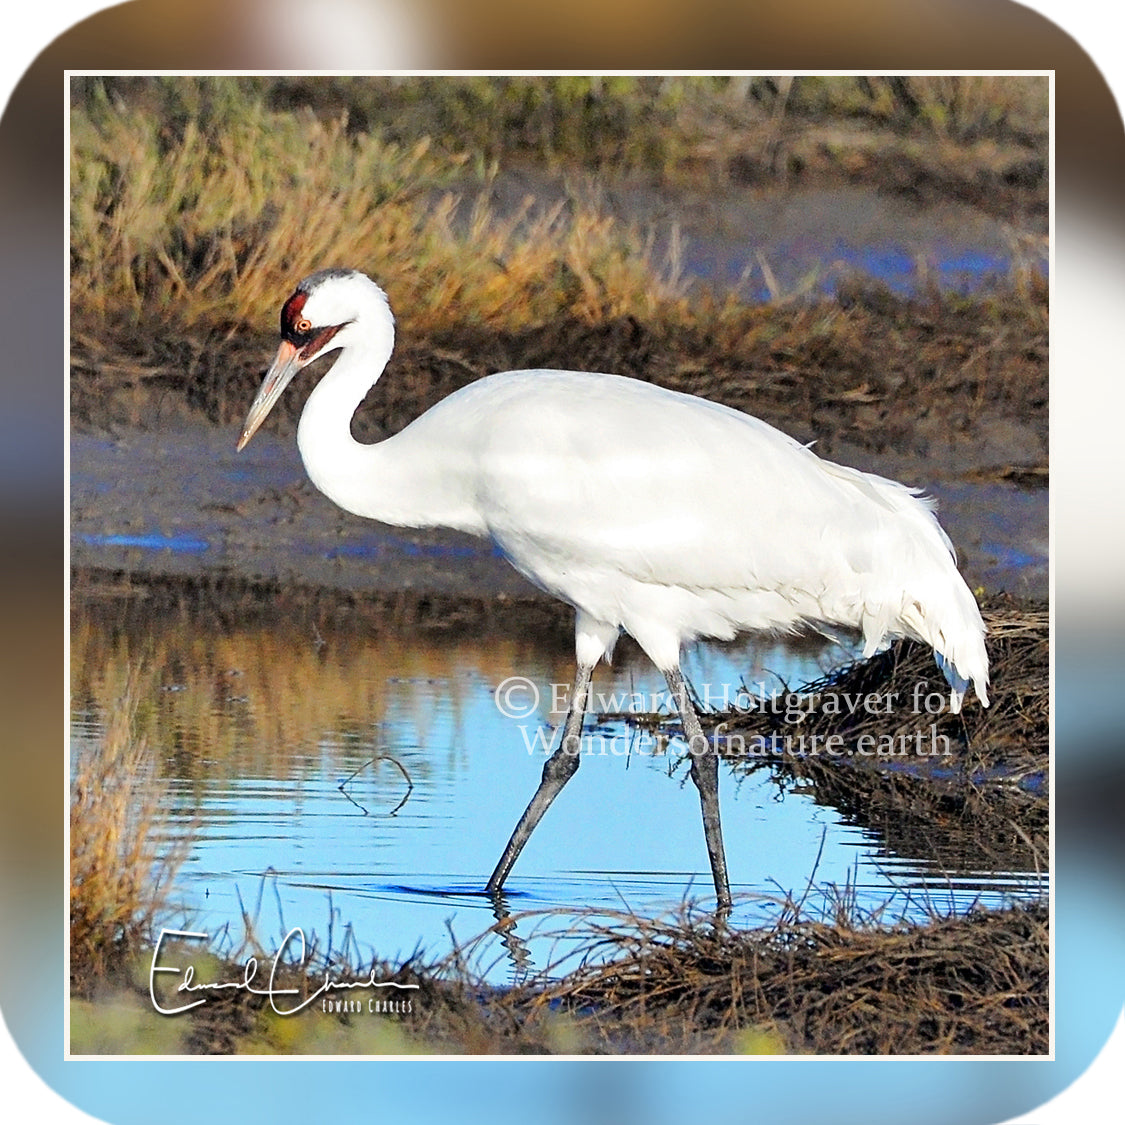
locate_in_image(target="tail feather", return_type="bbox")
[935,651,972,714]
[810,458,990,713]
[903,582,990,714]
[857,517,990,713]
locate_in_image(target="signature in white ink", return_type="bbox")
[149,927,420,1016]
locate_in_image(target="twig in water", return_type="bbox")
[338,753,415,816]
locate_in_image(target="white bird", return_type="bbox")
[238,268,990,911]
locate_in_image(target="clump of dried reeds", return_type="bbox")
[72,872,1047,1055]
[531,901,1048,1054]
[70,665,185,994]
[604,595,1047,875]
[69,86,686,336]
[715,594,1048,761]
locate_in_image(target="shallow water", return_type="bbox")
[70,583,1046,985]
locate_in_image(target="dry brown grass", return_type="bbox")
[525,901,1049,1054]
[70,90,685,336]
[76,75,1048,192]
[70,75,1047,348]
[75,896,1047,1055]
[70,664,187,994]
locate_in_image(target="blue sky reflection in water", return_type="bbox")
[70,601,1044,985]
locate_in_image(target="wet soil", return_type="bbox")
[70,281,1048,601]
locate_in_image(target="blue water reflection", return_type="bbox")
[71,607,1045,985]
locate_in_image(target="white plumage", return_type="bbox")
[238,267,990,910]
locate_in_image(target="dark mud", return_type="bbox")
[69,420,1047,602]
[70,283,1048,600]
[72,286,1048,467]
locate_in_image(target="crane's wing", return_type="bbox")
[412,369,988,705]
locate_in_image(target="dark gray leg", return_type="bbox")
[665,666,732,911]
[486,662,595,896]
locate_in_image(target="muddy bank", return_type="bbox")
[69,420,1047,602]
[72,286,1048,470]
[70,283,1048,600]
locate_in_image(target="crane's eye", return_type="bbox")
[295,317,313,334]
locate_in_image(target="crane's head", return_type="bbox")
[237,269,392,450]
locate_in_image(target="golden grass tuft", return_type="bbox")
[70,664,187,994]
[70,75,1047,344]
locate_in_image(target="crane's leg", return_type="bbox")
[486,661,595,896]
[665,666,732,911]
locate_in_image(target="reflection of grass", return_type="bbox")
[70,666,187,994]
[69,576,578,783]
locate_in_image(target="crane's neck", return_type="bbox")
[295,332,481,533]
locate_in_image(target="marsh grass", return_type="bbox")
[70,75,1047,341]
[78,75,1047,179]
[73,884,1048,1055]
[524,899,1048,1054]
[70,664,188,994]
[69,76,1048,466]
[70,84,686,334]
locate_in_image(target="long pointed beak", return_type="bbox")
[237,340,304,451]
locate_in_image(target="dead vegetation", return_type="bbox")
[70,282,1047,474]
[69,74,1048,474]
[70,664,187,996]
[525,902,1049,1054]
[607,593,1049,877]
[709,594,1048,760]
[74,897,1048,1056]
